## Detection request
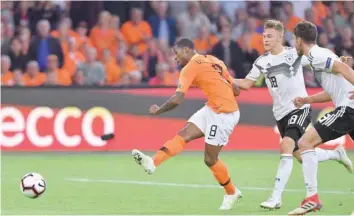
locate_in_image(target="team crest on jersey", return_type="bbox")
[285,53,294,63]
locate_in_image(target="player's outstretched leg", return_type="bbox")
[314,145,353,172]
[204,144,242,210]
[288,127,323,215]
[294,145,353,172]
[132,123,203,174]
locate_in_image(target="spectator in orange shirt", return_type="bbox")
[283,2,302,32]
[148,62,171,86]
[1,55,15,86]
[51,19,74,56]
[164,61,179,86]
[194,26,219,55]
[312,2,328,27]
[51,17,78,40]
[22,61,47,86]
[116,47,142,85]
[109,15,125,41]
[63,37,86,76]
[246,17,264,54]
[109,15,126,51]
[46,55,72,86]
[76,21,93,55]
[89,11,118,60]
[121,8,152,56]
[102,49,121,85]
[238,17,264,55]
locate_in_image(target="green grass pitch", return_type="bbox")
[1,152,354,215]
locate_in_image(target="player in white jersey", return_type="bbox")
[236,20,353,210]
[288,21,354,215]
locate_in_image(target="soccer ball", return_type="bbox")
[20,172,46,198]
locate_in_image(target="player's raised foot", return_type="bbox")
[260,197,281,210]
[335,145,353,173]
[132,149,156,175]
[288,194,322,215]
[219,188,242,210]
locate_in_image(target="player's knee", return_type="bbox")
[177,128,195,143]
[204,155,217,167]
[280,137,296,154]
[298,137,311,151]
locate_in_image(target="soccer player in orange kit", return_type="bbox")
[132,38,242,210]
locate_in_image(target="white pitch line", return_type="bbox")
[65,178,354,195]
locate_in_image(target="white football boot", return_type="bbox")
[260,196,282,210]
[132,149,156,174]
[336,145,353,173]
[219,188,242,210]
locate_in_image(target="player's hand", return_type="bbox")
[340,56,352,65]
[293,97,306,108]
[149,104,160,115]
[349,91,354,100]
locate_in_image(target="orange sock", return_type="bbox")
[209,160,236,195]
[153,135,186,167]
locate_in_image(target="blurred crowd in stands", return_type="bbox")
[1,1,354,87]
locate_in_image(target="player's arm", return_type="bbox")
[230,80,240,96]
[149,92,185,115]
[332,59,354,85]
[149,65,196,115]
[235,78,255,90]
[293,91,331,108]
[235,64,260,90]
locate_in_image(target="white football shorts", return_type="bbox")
[187,105,240,146]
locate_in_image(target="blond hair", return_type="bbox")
[264,20,284,33]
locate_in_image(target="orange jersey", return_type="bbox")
[22,73,47,86]
[176,54,238,114]
[1,71,15,86]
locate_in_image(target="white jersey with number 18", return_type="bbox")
[246,47,310,121]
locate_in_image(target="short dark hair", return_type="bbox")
[294,21,318,44]
[175,38,194,49]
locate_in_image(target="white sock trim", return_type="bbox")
[301,149,315,155]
